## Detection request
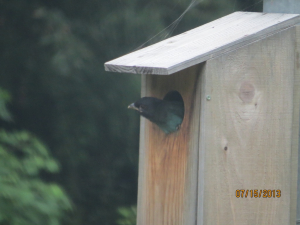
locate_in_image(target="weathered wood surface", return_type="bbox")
[264,0,300,14]
[105,12,300,75]
[197,26,299,225]
[263,2,300,224]
[295,26,300,225]
[136,64,203,225]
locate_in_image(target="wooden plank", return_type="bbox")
[136,74,148,225]
[291,26,300,225]
[197,27,297,225]
[197,59,207,225]
[295,26,300,225]
[263,2,300,225]
[292,25,300,225]
[136,64,203,225]
[264,0,300,14]
[105,12,300,75]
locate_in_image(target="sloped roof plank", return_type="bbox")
[105,12,300,75]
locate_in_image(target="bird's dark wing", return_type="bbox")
[165,101,184,119]
[152,100,184,134]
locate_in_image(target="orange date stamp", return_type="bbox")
[236,189,281,198]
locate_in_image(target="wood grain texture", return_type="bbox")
[263,3,300,224]
[295,26,300,225]
[136,74,148,224]
[197,27,298,225]
[136,64,203,225]
[105,12,300,75]
[264,0,300,14]
[292,25,300,225]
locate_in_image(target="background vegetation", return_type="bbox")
[0,0,262,225]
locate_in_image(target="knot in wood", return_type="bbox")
[239,81,255,103]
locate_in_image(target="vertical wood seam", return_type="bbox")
[293,25,300,225]
[197,63,207,225]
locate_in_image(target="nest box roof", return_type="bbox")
[104,11,300,75]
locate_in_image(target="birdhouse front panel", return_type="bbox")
[137,64,203,225]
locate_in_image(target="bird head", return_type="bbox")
[128,97,162,121]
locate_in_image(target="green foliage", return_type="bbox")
[116,206,137,225]
[0,89,71,225]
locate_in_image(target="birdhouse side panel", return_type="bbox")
[198,26,298,225]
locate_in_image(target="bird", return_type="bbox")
[128,91,184,134]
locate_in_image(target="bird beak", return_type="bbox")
[128,103,139,111]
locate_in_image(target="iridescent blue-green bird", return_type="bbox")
[128,91,184,134]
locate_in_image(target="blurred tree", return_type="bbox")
[0,88,71,225]
[0,0,262,225]
[116,206,136,225]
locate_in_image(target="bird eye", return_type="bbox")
[139,105,147,111]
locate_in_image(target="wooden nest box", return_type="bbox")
[105,12,300,225]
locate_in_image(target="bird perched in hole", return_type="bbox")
[128,91,184,134]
